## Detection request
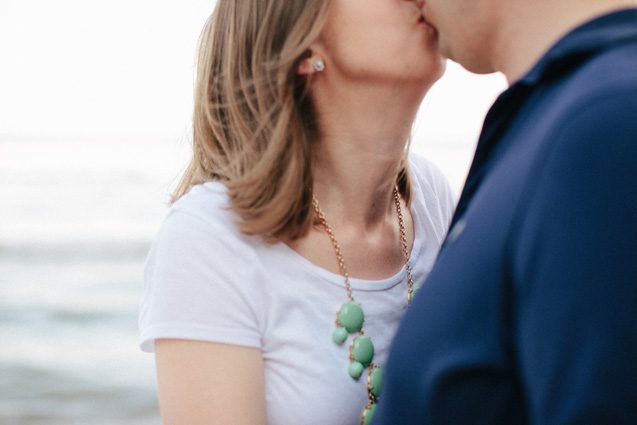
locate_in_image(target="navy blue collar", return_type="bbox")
[445,8,637,234]
[520,8,637,85]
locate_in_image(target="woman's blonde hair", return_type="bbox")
[173,0,412,240]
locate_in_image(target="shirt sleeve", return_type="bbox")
[139,207,263,352]
[512,91,637,424]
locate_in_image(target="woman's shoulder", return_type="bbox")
[167,181,259,242]
[149,181,260,273]
[408,153,451,194]
[408,153,456,203]
[170,181,235,230]
[408,152,457,233]
[141,181,265,353]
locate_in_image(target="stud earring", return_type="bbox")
[312,59,325,72]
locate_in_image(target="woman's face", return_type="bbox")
[318,0,444,85]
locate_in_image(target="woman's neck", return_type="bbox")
[311,78,428,230]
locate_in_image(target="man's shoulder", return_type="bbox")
[530,40,637,154]
[522,79,637,211]
[561,40,637,105]
[537,82,637,179]
[504,54,637,237]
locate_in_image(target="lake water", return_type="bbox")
[0,137,472,424]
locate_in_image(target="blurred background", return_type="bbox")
[0,0,506,424]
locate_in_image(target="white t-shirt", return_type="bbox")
[139,154,456,425]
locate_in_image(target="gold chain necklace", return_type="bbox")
[311,186,415,425]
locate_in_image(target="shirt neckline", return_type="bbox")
[272,162,427,293]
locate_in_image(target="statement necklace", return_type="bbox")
[312,187,415,425]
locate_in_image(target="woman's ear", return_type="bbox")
[297,50,326,76]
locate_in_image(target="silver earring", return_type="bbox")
[312,59,325,72]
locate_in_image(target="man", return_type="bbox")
[375,0,637,424]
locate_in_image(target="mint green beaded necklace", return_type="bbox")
[312,187,415,425]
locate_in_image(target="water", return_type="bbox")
[0,137,472,424]
[0,246,158,424]
[0,138,191,424]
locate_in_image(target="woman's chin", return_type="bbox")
[397,63,446,94]
[421,28,441,52]
[409,50,445,86]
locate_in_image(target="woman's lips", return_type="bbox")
[418,13,433,29]
[419,10,436,30]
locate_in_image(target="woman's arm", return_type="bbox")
[155,339,266,425]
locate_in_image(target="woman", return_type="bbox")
[139,0,455,424]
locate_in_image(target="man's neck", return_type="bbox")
[493,0,637,84]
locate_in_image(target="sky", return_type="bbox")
[0,0,213,142]
[0,0,507,187]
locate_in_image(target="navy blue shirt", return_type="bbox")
[376,9,637,425]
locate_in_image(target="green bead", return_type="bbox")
[348,361,364,379]
[332,326,348,345]
[412,286,420,300]
[338,301,364,333]
[408,286,419,304]
[362,403,377,425]
[369,366,384,398]
[351,336,374,366]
